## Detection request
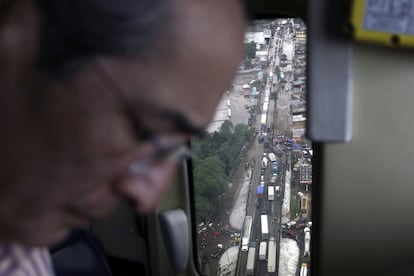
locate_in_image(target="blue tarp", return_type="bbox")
[257,185,264,195]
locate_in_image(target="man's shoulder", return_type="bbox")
[0,244,55,276]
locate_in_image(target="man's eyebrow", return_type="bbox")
[158,110,204,135]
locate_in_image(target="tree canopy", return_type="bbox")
[245,41,256,60]
[192,121,254,223]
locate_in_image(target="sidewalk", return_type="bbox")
[229,168,252,231]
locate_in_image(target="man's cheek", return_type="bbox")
[116,162,177,214]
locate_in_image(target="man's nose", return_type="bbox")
[114,160,178,214]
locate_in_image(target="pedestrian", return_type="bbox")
[0,0,248,274]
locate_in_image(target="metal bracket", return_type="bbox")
[159,209,189,272]
[307,0,353,142]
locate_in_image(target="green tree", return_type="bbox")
[191,137,214,162]
[219,120,233,140]
[245,41,256,60]
[216,141,235,175]
[192,122,254,223]
[194,194,213,223]
[251,80,262,90]
[193,155,226,204]
[234,123,254,143]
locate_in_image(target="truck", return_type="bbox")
[267,237,276,273]
[268,152,276,162]
[268,186,274,201]
[271,161,278,173]
[279,71,285,82]
[261,215,269,240]
[304,227,311,256]
[246,247,256,275]
[263,101,269,113]
[261,156,268,169]
[252,86,259,98]
[257,185,264,199]
[241,216,253,252]
[300,263,308,276]
[300,195,309,213]
[275,185,280,194]
[259,241,267,261]
[260,114,267,132]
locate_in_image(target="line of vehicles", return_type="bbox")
[260,152,281,202]
[243,200,311,274]
[242,20,309,276]
[246,236,277,275]
[242,213,278,275]
[244,60,284,274]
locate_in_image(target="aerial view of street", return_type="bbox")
[192,19,312,276]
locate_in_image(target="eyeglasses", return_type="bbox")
[128,140,192,176]
[93,61,192,177]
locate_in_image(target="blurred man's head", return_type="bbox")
[0,0,246,246]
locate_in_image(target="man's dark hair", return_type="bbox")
[35,0,170,77]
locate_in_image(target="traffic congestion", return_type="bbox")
[194,19,312,276]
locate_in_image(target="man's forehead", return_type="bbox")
[95,0,246,136]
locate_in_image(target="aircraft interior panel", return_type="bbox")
[315,44,414,276]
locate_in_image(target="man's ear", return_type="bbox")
[0,0,39,84]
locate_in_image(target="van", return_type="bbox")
[261,157,268,168]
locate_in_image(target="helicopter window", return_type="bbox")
[191,18,312,275]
